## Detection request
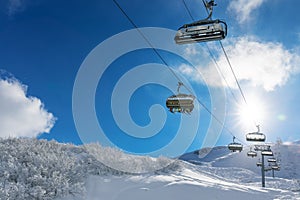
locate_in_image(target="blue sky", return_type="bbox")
[0,0,300,156]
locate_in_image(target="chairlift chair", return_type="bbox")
[174,20,227,44]
[247,148,257,158]
[228,137,243,152]
[267,157,277,163]
[264,167,272,172]
[166,82,195,114]
[254,144,271,152]
[246,125,266,142]
[175,0,227,44]
[271,165,280,171]
[261,150,273,156]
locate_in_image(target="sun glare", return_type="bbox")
[237,96,266,129]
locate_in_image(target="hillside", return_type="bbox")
[0,138,299,200]
[180,143,300,180]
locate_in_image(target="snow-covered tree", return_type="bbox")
[0,137,179,200]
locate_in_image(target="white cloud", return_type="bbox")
[179,36,300,91]
[184,45,198,57]
[0,78,56,138]
[228,0,267,24]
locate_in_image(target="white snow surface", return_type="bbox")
[0,138,299,200]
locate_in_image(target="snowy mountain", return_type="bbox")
[293,140,300,145]
[0,138,299,200]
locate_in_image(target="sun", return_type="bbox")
[237,96,266,129]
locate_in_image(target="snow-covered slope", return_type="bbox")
[0,138,299,200]
[180,143,300,180]
[73,165,298,200]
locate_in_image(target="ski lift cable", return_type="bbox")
[182,0,240,106]
[181,0,245,144]
[202,0,213,19]
[112,0,181,82]
[183,0,258,129]
[205,44,240,105]
[112,0,213,119]
[194,0,248,105]
[219,41,258,128]
[218,41,248,105]
[113,0,241,143]
[202,0,249,107]
[182,0,195,21]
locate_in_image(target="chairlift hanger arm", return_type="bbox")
[256,125,260,132]
[177,82,184,93]
[202,0,216,20]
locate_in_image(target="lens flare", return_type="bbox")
[237,96,266,129]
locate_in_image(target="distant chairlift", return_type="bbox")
[267,157,277,163]
[247,147,257,158]
[174,0,227,44]
[264,166,273,172]
[271,164,280,171]
[261,150,274,156]
[228,136,243,152]
[254,144,271,152]
[246,125,266,142]
[256,159,262,167]
[268,158,280,171]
